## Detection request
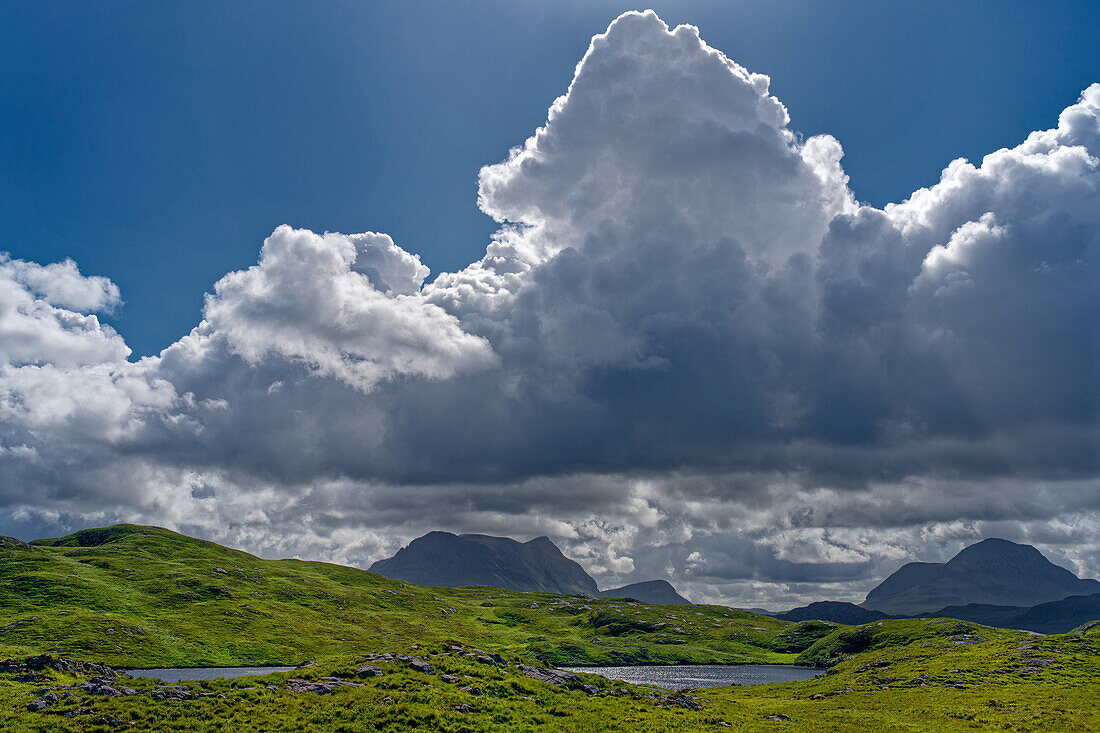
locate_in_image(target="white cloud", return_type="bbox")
[3,255,120,312]
[0,14,1096,606]
[475,12,852,266]
[200,225,497,392]
[0,254,128,367]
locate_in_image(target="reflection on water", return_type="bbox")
[559,664,821,689]
[125,662,821,687]
[124,666,295,683]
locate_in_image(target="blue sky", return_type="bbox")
[3,0,1098,357]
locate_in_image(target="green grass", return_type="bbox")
[1,524,1097,731]
[0,624,1096,731]
[0,524,810,668]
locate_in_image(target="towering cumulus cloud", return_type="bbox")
[0,11,1096,605]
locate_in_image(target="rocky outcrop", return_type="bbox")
[517,664,581,688]
[355,664,383,678]
[284,677,363,694]
[74,678,137,697]
[362,652,436,675]
[0,654,119,679]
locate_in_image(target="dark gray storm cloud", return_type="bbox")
[0,11,1097,604]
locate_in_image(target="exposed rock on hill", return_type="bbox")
[0,536,33,550]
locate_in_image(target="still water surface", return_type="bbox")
[125,666,295,683]
[126,663,820,687]
[560,664,821,689]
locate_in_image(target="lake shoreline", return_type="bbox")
[560,663,824,689]
[123,665,298,683]
[122,659,814,673]
[123,664,304,672]
[556,661,817,668]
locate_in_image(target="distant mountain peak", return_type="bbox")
[369,532,694,605]
[951,537,1043,558]
[862,538,1099,615]
[600,579,690,605]
[369,531,599,596]
[965,537,1021,547]
[777,601,889,625]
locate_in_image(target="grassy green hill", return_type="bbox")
[1,524,1097,731]
[0,524,812,668]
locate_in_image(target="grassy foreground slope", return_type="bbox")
[0,620,1096,731]
[0,524,812,667]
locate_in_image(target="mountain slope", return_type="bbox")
[601,580,690,605]
[777,601,890,625]
[369,531,599,596]
[919,593,1100,634]
[862,538,1100,615]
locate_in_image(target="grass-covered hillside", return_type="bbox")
[0,524,814,668]
[0,617,1097,731]
[2,524,1098,731]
